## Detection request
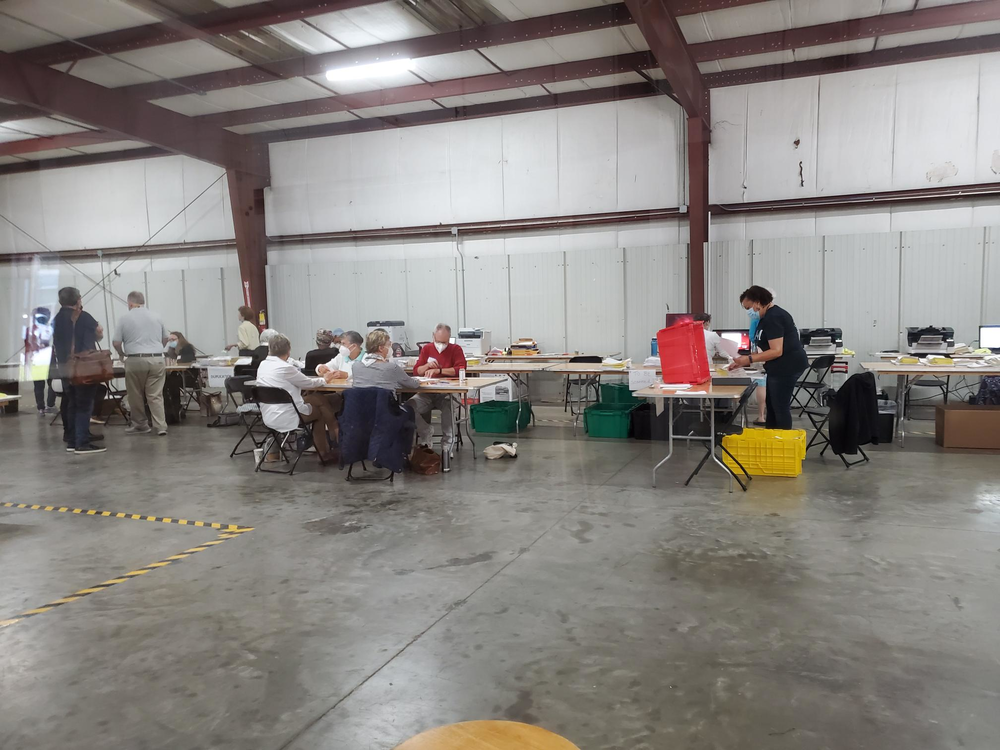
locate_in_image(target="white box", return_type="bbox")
[628,369,659,391]
[207,366,234,388]
[478,376,524,402]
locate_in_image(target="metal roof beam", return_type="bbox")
[691,0,1000,62]
[0,130,122,157]
[623,0,708,127]
[704,32,1000,87]
[0,51,268,176]
[121,4,635,101]
[254,82,663,143]
[198,51,660,128]
[670,0,770,13]
[17,0,388,67]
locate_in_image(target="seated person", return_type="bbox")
[304,329,338,376]
[248,329,279,373]
[411,323,467,454]
[694,313,726,370]
[255,333,342,463]
[165,331,197,363]
[317,330,364,381]
[352,330,420,391]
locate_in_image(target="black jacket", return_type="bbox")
[829,372,880,455]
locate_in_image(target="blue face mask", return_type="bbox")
[747,308,760,322]
[167,340,178,348]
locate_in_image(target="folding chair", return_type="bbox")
[563,355,601,414]
[793,354,836,415]
[804,387,870,469]
[226,376,265,457]
[251,386,330,475]
[683,384,756,492]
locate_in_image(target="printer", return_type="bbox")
[366,320,410,352]
[457,328,492,357]
[906,326,955,354]
[800,327,843,355]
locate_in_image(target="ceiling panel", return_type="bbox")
[874,25,962,49]
[153,78,331,116]
[0,0,159,52]
[436,84,549,107]
[789,0,883,27]
[307,3,436,47]
[484,0,613,21]
[0,117,91,137]
[0,156,26,165]
[411,51,500,81]
[18,148,90,161]
[956,19,1000,38]
[792,38,877,61]
[481,26,643,71]
[696,1,791,42]
[70,140,151,154]
[352,101,444,118]
[63,39,250,88]
[542,78,591,94]
[577,71,648,88]
[718,50,794,71]
[226,110,358,134]
[266,20,347,55]
[479,39,566,69]
[0,128,36,144]
[305,70,424,95]
[697,60,723,74]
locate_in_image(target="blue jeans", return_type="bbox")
[63,381,97,449]
[34,379,56,410]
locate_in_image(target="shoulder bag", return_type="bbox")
[68,316,114,385]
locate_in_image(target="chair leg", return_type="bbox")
[230,415,261,457]
[720,444,752,481]
[839,445,870,469]
[683,445,713,486]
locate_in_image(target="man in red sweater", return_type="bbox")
[412,323,467,467]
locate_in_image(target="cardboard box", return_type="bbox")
[479,376,524,403]
[935,403,1000,450]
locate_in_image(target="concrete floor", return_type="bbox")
[1,406,998,750]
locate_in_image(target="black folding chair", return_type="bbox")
[227,376,265,457]
[251,386,330,475]
[793,354,836,415]
[684,384,755,492]
[563,355,602,415]
[804,387,869,468]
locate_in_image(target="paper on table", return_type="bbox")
[659,383,691,389]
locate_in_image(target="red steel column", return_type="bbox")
[688,116,710,314]
[227,168,270,325]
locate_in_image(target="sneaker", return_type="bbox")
[90,417,104,425]
[157,429,167,436]
[38,408,46,416]
[66,446,76,452]
[86,433,105,442]
[125,425,152,435]
[74,445,107,455]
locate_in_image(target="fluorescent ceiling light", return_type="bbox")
[326,58,414,82]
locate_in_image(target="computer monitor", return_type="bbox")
[665,313,693,328]
[717,328,751,351]
[981,324,1000,350]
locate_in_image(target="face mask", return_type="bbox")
[167,340,178,348]
[747,308,760,322]
[339,345,350,357]
[434,341,447,353]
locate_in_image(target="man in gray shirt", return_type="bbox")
[113,291,169,436]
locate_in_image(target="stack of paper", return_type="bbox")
[602,357,631,369]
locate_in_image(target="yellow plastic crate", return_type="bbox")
[722,428,807,477]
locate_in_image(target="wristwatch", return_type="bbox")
[748,354,753,364]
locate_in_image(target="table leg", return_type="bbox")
[458,394,477,459]
[652,399,674,488]
[514,374,523,435]
[896,374,905,447]
[705,399,734,493]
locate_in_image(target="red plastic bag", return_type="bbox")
[657,320,710,385]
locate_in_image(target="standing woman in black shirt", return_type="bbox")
[728,285,809,429]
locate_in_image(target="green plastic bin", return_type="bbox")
[600,382,641,406]
[470,400,532,434]
[583,403,636,438]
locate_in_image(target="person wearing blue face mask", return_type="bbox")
[165,331,197,363]
[740,290,766,425]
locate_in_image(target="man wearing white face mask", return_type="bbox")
[317,330,364,381]
[410,323,467,456]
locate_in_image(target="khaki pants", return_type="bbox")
[410,392,456,450]
[302,392,343,457]
[125,357,167,432]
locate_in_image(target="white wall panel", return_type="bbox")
[145,269,185,333]
[752,237,824,328]
[508,252,565,352]
[617,97,683,210]
[893,57,979,190]
[816,68,896,195]
[405,257,459,345]
[900,228,985,347]
[502,110,559,219]
[708,240,752,328]
[624,244,688,363]
[709,86,749,205]
[397,127,451,228]
[350,131,402,231]
[565,247,624,356]
[976,54,1000,184]
[307,262,358,334]
[108,270,147,338]
[985,227,1000,324]
[266,264,314,357]
[183,268,226,355]
[745,77,819,201]
[558,103,618,216]
[463,253,511,347]
[353,259,408,336]
[449,118,505,223]
[823,233,901,364]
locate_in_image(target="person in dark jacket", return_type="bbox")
[829,372,880,456]
[728,286,809,429]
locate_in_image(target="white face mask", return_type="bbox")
[339,344,350,357]
[434,341,447,353]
